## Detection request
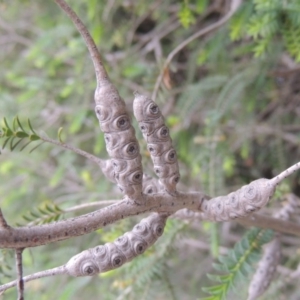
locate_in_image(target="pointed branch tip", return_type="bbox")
[0,209,10,229]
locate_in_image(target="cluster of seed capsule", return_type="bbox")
[200,178,276,221]
[65,213,167,277]
[247,196,298,300]
[94,81,143,202]
[133,92,180,195]
[247,238,281,300]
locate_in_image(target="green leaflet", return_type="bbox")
[201,228,274,300]
[16,201,64,226]
[282,21,300,62]
[0,116,41,153]
[0,250,14,283]
[229,0,300,61]
[178,2,196,29]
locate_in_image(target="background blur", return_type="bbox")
[1,0,300,299]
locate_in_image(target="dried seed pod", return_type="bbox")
[200,163,300,221]
[247,238,281,300]
[65,213,167,277]
[133,92,180,194]
[200,178,276,221]
[94,82,143,202]
[142,174,163,195]
[274,194,298,220]
[65,249,100,277]
[99,160,116,183]
[114,232,146,262]
[248,196,296,300]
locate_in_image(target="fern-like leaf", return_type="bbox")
[0,250,14,283]
[229,2,254,41]
[0,117,41,153]
[201,228,274,300]
[17,202,63,226]
[282,22,300,62]
[178,2,196,29]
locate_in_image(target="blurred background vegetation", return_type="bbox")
[0,0,300,299]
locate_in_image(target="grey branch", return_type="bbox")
[1,0,299,298]
[0,213,167,294]
[247,194,297,300]
[0,266,66,294]
[54,0,108,85]
[237,213,300,237]
[0,191,208,249]
[39,135,116,183]
[0,209,10,229]
[1,162,299,249]
[54,1,145,202]
[15,248,24,300]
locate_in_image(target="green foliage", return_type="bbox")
[16,201,63,226]
[229,3,253,41]
[1,0,300,299]
[178,0,208,28]
[201,228,274,300]
[229,0,300,61]
[0,250,13,284]
[0,117,41,153]
[282,21,300,62]
[178,2,196,29]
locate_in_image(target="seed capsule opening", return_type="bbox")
[111,253,125,268]
[149,103,159,114]
[95,105,110,122]
[164,149,177,163]
[156,126,169,140]
[113,115,130,131]
[81,262,99,276]
[134,241,146,254]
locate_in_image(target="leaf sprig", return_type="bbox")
[0,117,42,153]
[201,228,274,300]
[16,202,63,226]
[229,0,300,61]
[0,250,13,282]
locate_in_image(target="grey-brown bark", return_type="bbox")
[1,0,300,297]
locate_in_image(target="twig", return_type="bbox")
[39,135,116,183]
[0,16,32,46]
[237,214,300,236]
[254,124,300,146]
[0,213,168,294]
[180,238,228,255]
[247,193,298,300]
[63,200,119,213]
[0,209,10,229]
[134,15,180,57]
[15,248,24,300]
[175,207,300,238]
[270,162,300,186]
[0,205,300,294]
[0,160,299,248]
[40,135,103,165]
[0,191,209,249]
[2,193,300,249]
[126,0,163,46]
[54,0,108,85]
[151,0,242,100]
[0,266,66,295]
[2,208,300,294]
